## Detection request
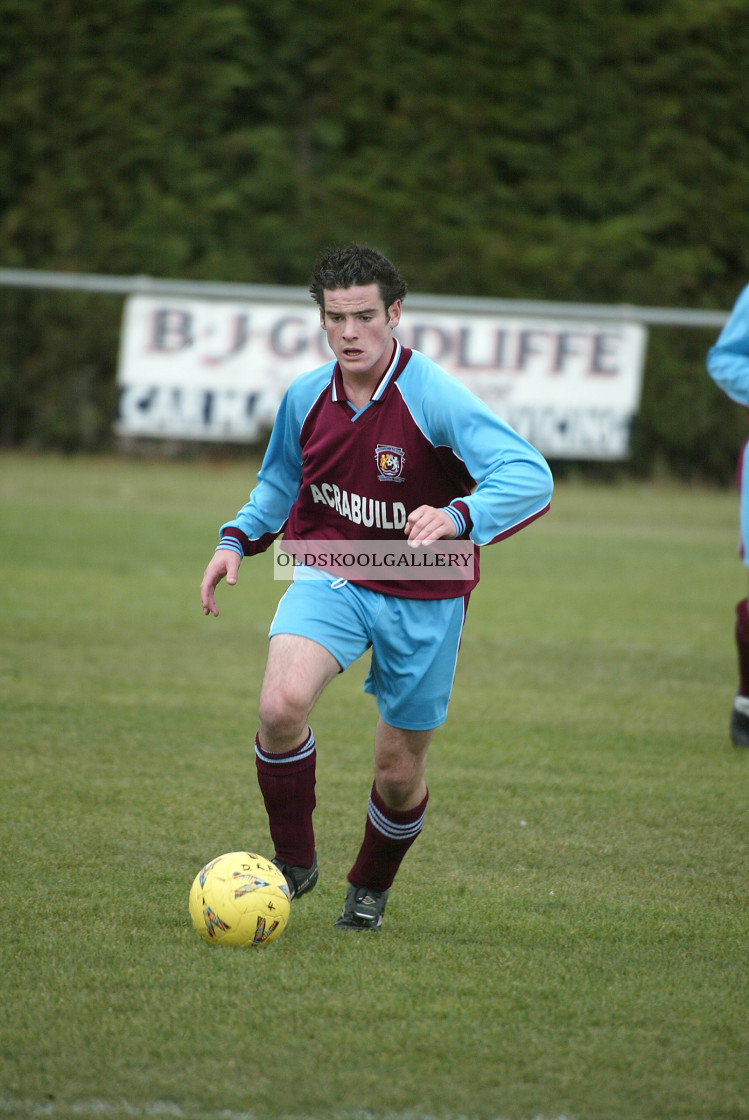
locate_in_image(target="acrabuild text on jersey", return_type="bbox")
[309,482,407,530]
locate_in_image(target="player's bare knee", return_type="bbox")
[257,684,309,742]
[374,763,419,809]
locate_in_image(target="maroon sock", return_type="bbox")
[255,729,316,867]
[348,782,429,892]
[735,600,749,696]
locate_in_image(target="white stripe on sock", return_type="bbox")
[367,794,425,840]
[255,728,315,764]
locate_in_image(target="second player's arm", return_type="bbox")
[707,285,749,407]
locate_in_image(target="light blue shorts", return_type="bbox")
[269,570,468,730]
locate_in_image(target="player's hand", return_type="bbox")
[200,549,241,617]
[404,505,457,547]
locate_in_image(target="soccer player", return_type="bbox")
[200,244,554,930]
[707,282,749,748]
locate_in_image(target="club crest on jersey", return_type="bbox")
[375,444,405,482]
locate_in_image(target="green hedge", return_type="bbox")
[2,0,749,476]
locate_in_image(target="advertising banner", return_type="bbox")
[116,294,647,458]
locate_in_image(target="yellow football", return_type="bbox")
[189,851,291,946]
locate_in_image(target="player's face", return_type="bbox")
[321,284,402,382]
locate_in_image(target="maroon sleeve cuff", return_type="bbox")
[451,500,473,538]
[220,524,286,557]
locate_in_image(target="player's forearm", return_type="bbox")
[707,349,749,408]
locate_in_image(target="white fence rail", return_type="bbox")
[0,267,730,459]
[0,267,730,328]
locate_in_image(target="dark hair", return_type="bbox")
[309,243,408,312]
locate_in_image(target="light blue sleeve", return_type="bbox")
[400,355,554,546]
[220,364,333,544]
[707,285,749,407]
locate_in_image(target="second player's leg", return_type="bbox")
[731,444,749,747]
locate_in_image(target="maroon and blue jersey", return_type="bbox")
[708,284,749,409]
[219,341,553,598]
[707,284,749,566]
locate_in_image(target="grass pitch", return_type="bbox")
[1,452,747,1120]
